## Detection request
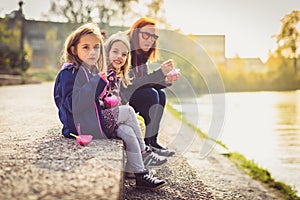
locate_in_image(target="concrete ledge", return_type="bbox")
[0,134,125,200]
[0,83,125,199]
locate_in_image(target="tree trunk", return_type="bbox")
[294,57,298,73]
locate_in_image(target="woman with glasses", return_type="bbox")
[120,17,180,157]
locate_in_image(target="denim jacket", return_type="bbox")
[54,63,108,139]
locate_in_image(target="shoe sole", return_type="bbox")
[134,182,167,190]
[143,153,168,168]
[144,159,168,168]
[156,151,175,157]
[145,162,167,168]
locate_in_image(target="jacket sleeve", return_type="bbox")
[127,64,170,91]
[56,69,77,115]
[54,72,61,109]
[120,63,172,104]
[72,68,107,115]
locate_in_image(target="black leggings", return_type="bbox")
[129,87,166,145]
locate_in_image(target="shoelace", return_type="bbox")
[143,174,161,184]
[150,152,164,161]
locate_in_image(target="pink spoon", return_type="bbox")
[70,133,93,146]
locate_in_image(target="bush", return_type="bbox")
[0,46,29,75]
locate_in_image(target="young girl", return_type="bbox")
[54,23,166,190]
[102,31,168,175]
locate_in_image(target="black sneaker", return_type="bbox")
[135,170,166,190]
[125,172,136,179]
[142,146,167,167]
[149,143,175,157]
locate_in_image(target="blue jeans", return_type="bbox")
[129,87,166,145]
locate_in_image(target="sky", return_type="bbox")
[0,0,299,62]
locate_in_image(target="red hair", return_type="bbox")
[129,17,158,62]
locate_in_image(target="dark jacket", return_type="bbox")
[54,63,108,139]
[120,51,170,104]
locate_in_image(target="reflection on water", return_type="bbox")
[172,90,300,195]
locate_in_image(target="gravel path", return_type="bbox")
[0,83,285,200]
[124,157,214,200]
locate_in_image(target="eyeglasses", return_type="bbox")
[139,31,159,41]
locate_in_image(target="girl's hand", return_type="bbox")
[161,59,174,76]
[98,72,108,82]
[98,72,108,99]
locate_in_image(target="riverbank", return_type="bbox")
[168,92,300,199]
[165,102,300,200]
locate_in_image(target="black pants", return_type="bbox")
[129,87,166,145]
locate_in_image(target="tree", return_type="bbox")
[106,0,139,26]
[146,0,161,17]
[0,18,30,74]
[114,0,138,17]
[275,10,300,73]
[146,0,168,28]
[46,0,168,28]
[98,5,115,27]
[48,0,97,23]
[47,0,140,25]
[47,0,139,26]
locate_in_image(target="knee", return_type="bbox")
[143,88,160,104]
[122,105,136,118]
[117,125,140,150]
[127,105,136,115]
[117,124,135,139]
[130,88,161,110]
[158,89,166,105]
[146,88,166,107]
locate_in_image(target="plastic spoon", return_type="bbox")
[70,133,93,146]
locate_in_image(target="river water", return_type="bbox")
[171,90,300,195]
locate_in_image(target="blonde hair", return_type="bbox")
[104,32,131,87]
[62,22,107,72]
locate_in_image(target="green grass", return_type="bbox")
[166,103,300,200]
[225,152,300,200]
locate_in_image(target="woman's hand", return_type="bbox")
[165,68,181,84]
[160,59,174,76]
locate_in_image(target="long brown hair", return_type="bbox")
[129,17,158,62]
[61,23,107,72]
